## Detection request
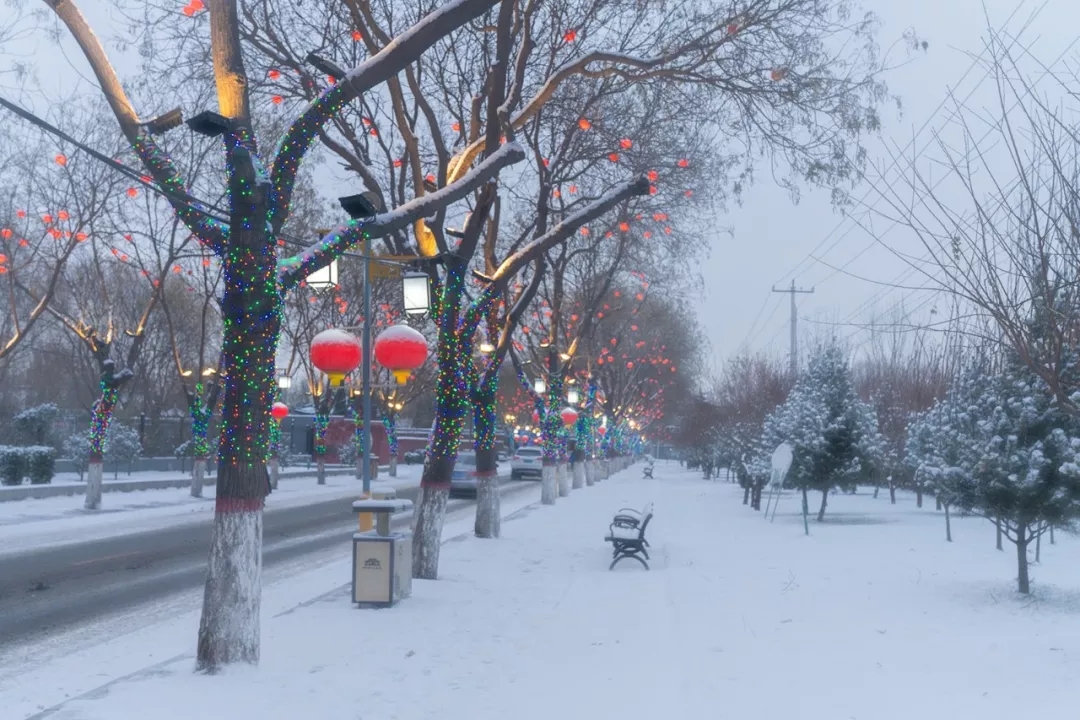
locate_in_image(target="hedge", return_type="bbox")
[0,446,56,486]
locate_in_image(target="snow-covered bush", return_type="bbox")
[337,441,357,467]
[0,445,56,485]
[63,432,91,481]
[12,403,59,446]
[105,424,142,466]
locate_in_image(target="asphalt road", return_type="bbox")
[0,480,522,652]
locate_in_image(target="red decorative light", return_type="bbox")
[677,158,689,168]
[127,187,138,197]
[310,328,362,386]
[374,324,428,384]
[54,154,67,166]
[268,69,281,80]
[352,30,363,41]
[619,221,630,232]
[560,407,579,428]
[608,153,619,162]
[577,118,592,131]
[451,122,461,132]
[271,402,289,421]
[620,138,633,150]
[272,95,283,105]
[598,426,607,436]
[563,29,577,42]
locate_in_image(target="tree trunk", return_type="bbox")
[85,461,104,510]
[873,482,880,499]
[996,517,1003,551]
[557,462,570,496]
[191,457,207,498]
[269,457,279,490]
[316,456,326,485]
[1050,525,1055,545]
[196,151,278,670]
[472,394,500,539]
[584,459,595,486]
[1035,523,1041,563]
[935,495,942,511]
[742,484,751,505]
[817,489,829,522]
[389,455,398,478]
[888,477,896,504]
[412,468,450,579]
[1016,524,1030,594]
[84,388,117,510]
[800,487,810,535]
[916,487,923,509]
[541,461,557,504]
[944,503,952,542]
[571,447,585,489]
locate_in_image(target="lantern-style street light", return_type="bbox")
[567,388,580,405]
[533,378,547,395]
[306,259,338,290]
[402,272,431,316]
[277,374,292,390]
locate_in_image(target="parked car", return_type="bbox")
[510,446,543,480]
[403,449,425,465]
[450,451,478,496]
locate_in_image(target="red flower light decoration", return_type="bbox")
[563,29,577,42]
[55,154,67,166]
[577,118,592,131]
[677,158,690,168]
[619,138,632,149]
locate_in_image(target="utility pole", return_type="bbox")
[772,280,814,376]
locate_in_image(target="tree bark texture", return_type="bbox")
[473,395,500,539]
[996,518,1003,551]
[412,479,450,579]
[817,489,829,522]
[557,462,570,497]
[84,386,118,510]
[584,459,595,486]
[541,462,557,505]
[889,479,896,504]
[944,503,952,543]
[1016,524,1030,594]
[85,461,104,511]
[269,457,279,490]
[192,457,207,498]
[743,485,751,505]
[572,461,585,489]
[389,455,398,478]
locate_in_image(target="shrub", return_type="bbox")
[25,446,56,485]
[63,432,91,481]
[0,446,26,486]
[12,403,59,445]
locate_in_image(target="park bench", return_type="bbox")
[642,464,654,479]
[605,505,653,570]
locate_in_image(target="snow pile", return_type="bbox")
[28,463,1080,720]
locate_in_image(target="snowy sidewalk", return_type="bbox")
[18,462,1080,720]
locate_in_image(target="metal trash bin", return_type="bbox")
[369,453,380,480]
[351,499,413,607]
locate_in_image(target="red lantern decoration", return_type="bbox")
[373,324,428,384]
[310,328,362,386]
[560,407,579,428]
[271,402,289,420]
[598,426,607,437]
[619,138,633,149]
[577,118,592,131]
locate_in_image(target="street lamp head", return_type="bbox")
[338,191,384,220]
[201,367,217,377]
[186,110,233,137]
[306,259,339,290]
[143,107,184,135]
[539,339,551,349]
[305,51,347,80]
[567,388,580,405]
[478,341,495,354]
[277,374,292,390]
[402,272,431,316]
[533,378,547,395]
[180,369,193,378]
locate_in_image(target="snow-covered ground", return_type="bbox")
[0,465,424,557]
[11,462,1080,719]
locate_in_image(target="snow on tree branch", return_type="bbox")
[267,0,503,232]
[277,140,526,289]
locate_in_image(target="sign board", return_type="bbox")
[769,443,793,489]
[369,254,419,280]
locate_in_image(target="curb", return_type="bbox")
[0,466,375,503]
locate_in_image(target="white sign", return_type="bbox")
[769,443,793,488]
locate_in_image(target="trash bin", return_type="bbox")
[352,499,413,607]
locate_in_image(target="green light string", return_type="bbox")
[189,382,212,458]
[88,383,118,462]
[427,264,472,469]
[384,411,398,458]
[346,402,364,458]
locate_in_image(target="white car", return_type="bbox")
[510,446,543,480]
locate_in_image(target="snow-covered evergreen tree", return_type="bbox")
[764,344,865,521]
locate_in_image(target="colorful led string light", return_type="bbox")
[189,382,213,458]
[88,381,119,462]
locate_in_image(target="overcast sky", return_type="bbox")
[700,0,1076,372]
[5,0,1072,378]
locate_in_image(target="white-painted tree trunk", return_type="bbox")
[317,457,326,485]
[191,458,207,498]
[540,464,557,505]
[355,455,363,480]
[85,461,104,510]
[585,460,595,486]
[196,506,262,667]
[557,462,570,497]
[412,485,449,579]
[269,458,279,490]
[572,462,585,489]
[474,470,500,538]
[389,455,398,477]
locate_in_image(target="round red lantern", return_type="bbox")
[271,402,289,420]
[374,324,428,384]
[597,425,607,437]
[310,328,362,386]
[560,407,579,428]
[532,409,540,424]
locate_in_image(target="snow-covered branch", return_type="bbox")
[267,0,502,232]
[490,175,649,285]
[277,141,526,289]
